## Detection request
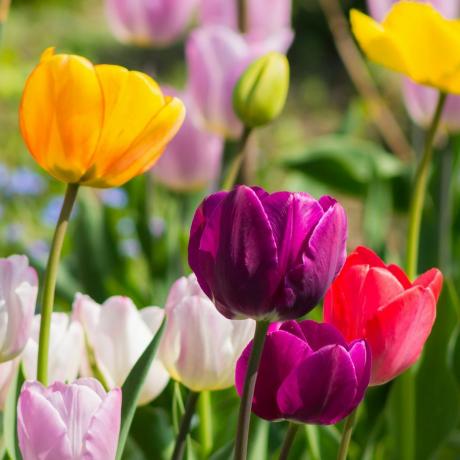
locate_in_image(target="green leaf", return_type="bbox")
[208,441,233,460]
[4,364,25,460]
[248,417,269,460]
[116,319,166,460]
[283,135,405,196]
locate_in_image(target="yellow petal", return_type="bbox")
[83,96,186,187]
[20,52,104,183]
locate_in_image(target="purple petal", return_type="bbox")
[235,330,311,420]
[348,340,371,406]
[298,320,348,351]
[277,345,358,425]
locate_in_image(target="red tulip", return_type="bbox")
[323,246,442,385]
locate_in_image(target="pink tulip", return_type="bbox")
[0,359,19,410]
[186,26,290,138]
[200,0,293,49]
[18,378,121,460]
[152,90,224,191]
[0,255,38,362]
[105,0,199,47]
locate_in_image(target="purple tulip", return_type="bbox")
[18,379,121,460]
[366,0,459,22]
[235,320,371,424]
[152,90,224,191]
[105,0,199,47]
[200,0,293,49]
[186,26,290,139]
[188,186,347,320]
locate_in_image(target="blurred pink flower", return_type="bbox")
[186,26,289,138]
[105,0,199,47]
[0,359,18,410]
[18,378,121,460]
[200,0,293,49]
[0,255,38,363]
[152,90,224,191]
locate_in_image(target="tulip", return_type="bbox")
[22,313,84,383]
[159,274,255,391]
[20,48,185,188]
[186,26,289,139]
[200,0,293,49]
[189,185,347,320]
[152,90,224,191]
[235,320,371,424]
[0,255,38,362]
[18,378,121,460]
[73,294,169,405]
[233,51,289,128]
[323,246,442,385]
[0,359,18,410]
[351,2,460,94]
[105,0,198,47]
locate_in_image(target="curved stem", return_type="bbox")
[336,410,358,460]
[223,127,252,191]
[237,0,247,33]
[37,183,79,385]
[234,320,269,460]
[171,391,200,460]
[278,423,300,460]
[406,92,446,280]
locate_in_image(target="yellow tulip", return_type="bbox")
[20,48,185,187]
[350,2,460,94]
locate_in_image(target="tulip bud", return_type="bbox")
[18,379,121,460]
[233,52,289,128]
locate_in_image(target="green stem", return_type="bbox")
[171,391,200,460]
[223,127,252,191]
[237,0,248,33]
[406,92,446,280]
[37,183,79,385]
[234,320,269,460]
[400,91,446,460]
[278,423,300,460]
[198,391,213,458]
[336,410,358,460]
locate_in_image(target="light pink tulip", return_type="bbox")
[367,0,459,21]
[200,0,293,49]
[22,313,84,383]
[159,274,255,392]
[105,0,199,46]
[0,359,19,410]
[73,294,169,405]
[186,26,290,138]
[152,90,224,191]
[0,255,38,362]
[18,378,121,460]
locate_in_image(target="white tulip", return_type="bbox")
[73,294,169,405]
[159,274,255,391]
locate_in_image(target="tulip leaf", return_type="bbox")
[4,364,24,460]
[116,319,166,460]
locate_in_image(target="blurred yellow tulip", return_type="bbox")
[351,2,460,94]
[20,48,185,187]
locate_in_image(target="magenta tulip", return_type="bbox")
[105,0,199,46]
[235,320,371,424]
[152,90,224,191]
[18,378,121,460]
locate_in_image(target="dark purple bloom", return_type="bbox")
[235,320,371,424]
[188,186,347,320]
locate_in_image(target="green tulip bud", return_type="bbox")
[233,51,290,128]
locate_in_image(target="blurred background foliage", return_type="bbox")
[1,0,460,459]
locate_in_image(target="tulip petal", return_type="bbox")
[82,388,121,460]
[413,268,443,302]
[367,286,436,385]
[235,331,311,420]
[348,340,371,405]
[298,320,348,350]
[277,345,358,424]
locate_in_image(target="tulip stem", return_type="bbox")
[406,91,446,280]
[278,423,300,460]
[336,409,357,460]
[171,391,199,460]
[237,0,248,33]
[234,320,270,460]
[223,127,252,191]
[198,391,213,458]
[37,183,79,385]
